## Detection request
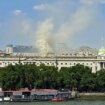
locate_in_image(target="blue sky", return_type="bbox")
[0,0,105,50]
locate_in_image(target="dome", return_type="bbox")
[98,47,105,55]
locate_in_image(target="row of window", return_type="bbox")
[60,62,93,66]
[61,53,94,56]
[0,61,94,66]
[0,62,55,65]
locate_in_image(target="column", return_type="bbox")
[97,62,101,71]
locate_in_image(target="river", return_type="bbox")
[0,100,105,105]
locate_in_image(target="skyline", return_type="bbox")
[0,0,105,50]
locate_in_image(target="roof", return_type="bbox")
[0,89,57,93]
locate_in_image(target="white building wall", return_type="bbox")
[0,56,104,73]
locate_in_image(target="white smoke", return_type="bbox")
[6,13,36,45]
[57,4,95,43]
[35,1,96,56]
[35,19,55,57]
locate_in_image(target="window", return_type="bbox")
[61,63,63,65]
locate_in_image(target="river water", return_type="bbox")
[0,100,105,105]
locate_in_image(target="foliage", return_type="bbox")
[0,63,105,92]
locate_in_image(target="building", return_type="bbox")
[0,44,105,73]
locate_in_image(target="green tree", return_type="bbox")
[80,73,96,92]
[96,69,105,91]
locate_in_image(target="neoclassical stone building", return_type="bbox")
[0,45,105,73]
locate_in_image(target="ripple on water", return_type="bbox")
[0,100,105,105]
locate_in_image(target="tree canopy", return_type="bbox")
[0,63,105,92]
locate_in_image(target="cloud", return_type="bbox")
[13,10,23,16]
[80,0,105,4]
[33,4,49,11]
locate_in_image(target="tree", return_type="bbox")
[80,73,96,92]
[96,69,105,91]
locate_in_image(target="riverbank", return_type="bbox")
[78,93,105,100]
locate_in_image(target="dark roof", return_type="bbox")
[13,46,38,53]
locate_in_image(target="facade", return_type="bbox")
[0,45,105,73]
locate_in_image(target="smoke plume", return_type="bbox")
[57,4,95,43]
[35,19,55,56]
[35,0,97,56]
